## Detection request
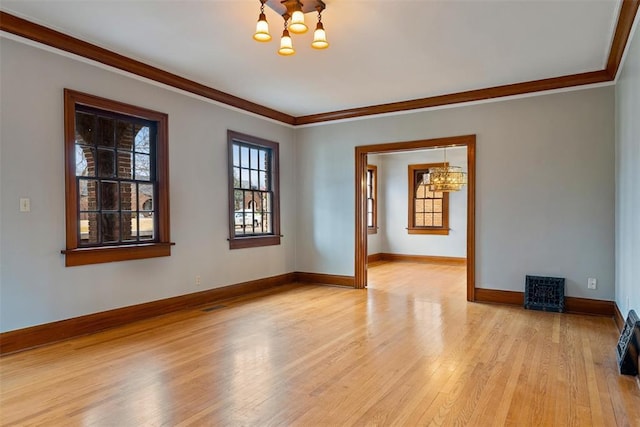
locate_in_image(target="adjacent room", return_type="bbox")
[1,1,639,425]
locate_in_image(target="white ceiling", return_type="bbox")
[0,0,621,117]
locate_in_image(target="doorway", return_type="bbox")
[355,135,476,301]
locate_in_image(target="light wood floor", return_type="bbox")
[1,261,639,426]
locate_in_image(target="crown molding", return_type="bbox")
[294,71,611,125]
[0,11,296,125]
[607,0,640,79]
[1,2,638,126]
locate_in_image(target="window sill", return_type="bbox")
[62,242,174,267]
[229,235,281,250]
[368,227,378,235]
[407,228,450,235]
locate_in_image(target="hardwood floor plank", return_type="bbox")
[1,262,638,426]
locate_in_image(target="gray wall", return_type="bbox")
[295,87,615,300]
[0,39,296,332]
[0,34,621,334]
[615,24,640,317]
[377,148,467,258]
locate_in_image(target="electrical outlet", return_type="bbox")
[195,275,201,286]
[587,277,597,290]
[19,198,30,212]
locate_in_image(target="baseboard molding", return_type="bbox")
[474,288,615,316]
[475,289,524,305]
[368,253,466,266]
[564,296,615,317]
[294,272,356,287]
[0,272,295,355]
[614,302,625,332]
[367,253,383,263]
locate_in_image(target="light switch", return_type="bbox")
[20,198,30,212]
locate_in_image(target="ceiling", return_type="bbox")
[0,0,627,120]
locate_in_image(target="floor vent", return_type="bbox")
[617,310,640,376]
[524,275,565,312]
[202,305,226,312]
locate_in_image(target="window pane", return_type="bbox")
[263,212,272,233]
[101,213,119,242]
[80,212,99,244]
[97,149,115,178]
[233,144,240,166]
[234,190,244,211]
[134,125,150,153]
[121,212,135,241]
[101,181,119,211]
[79,179,98,211]
[434,191,443,198]
[118,151,134,179]
[415,213,425,227]
[239,168,249,189]
[138,184,154,212]
[433,199,443,213]
[240,146,249,168]
[259,150,267,171]
[416,183,427,199]
[75,112,94,145]
[76,145,95,177]
[139,213,154,240]
[425,200,433,213]
[250,170,258,189]
[367,199,373,213]
[97,117,115,147]
[262,193,271,213]
[233,167,240,188]
[259,171,267,191]
[425,214,434,226]
[433,214,442,227]
[367,213,373,227]
[135,153,151,181]
[116,121,134,151]
[415,199,424,214]
[250,149,258,169]
[120,182,135,212]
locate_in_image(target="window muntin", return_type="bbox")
[227,131,280,249]
[408,163,449,235]
[367,165,377,234]
[63,89,171,266]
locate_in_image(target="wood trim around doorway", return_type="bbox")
[355,135,476,301]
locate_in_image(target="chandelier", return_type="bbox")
[253,0,329,56]
[425,148,468,192]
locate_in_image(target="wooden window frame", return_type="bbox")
[62,89,172,266]
[407,163,450,235]
[367,165,378,234]
[227,131,281,250]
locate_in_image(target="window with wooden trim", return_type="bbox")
[408,163,449,235]
[367,164,377,234]
[228,131,280,249]
[63,89,172,266]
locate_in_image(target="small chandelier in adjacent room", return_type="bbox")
[425,147,468,192]
[253,0,329,56]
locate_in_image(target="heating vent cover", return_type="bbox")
[524,275,565,312]
[617,310,640,376]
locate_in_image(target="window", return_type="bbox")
[408,163,449,235]
[367,164,377,234]
[228,131,280,249]
[63,89,172,266]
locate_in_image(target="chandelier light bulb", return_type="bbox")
[253,13,271,42]
[278,29,295,56]
[311,21,329,49]
[289,7,308,34]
